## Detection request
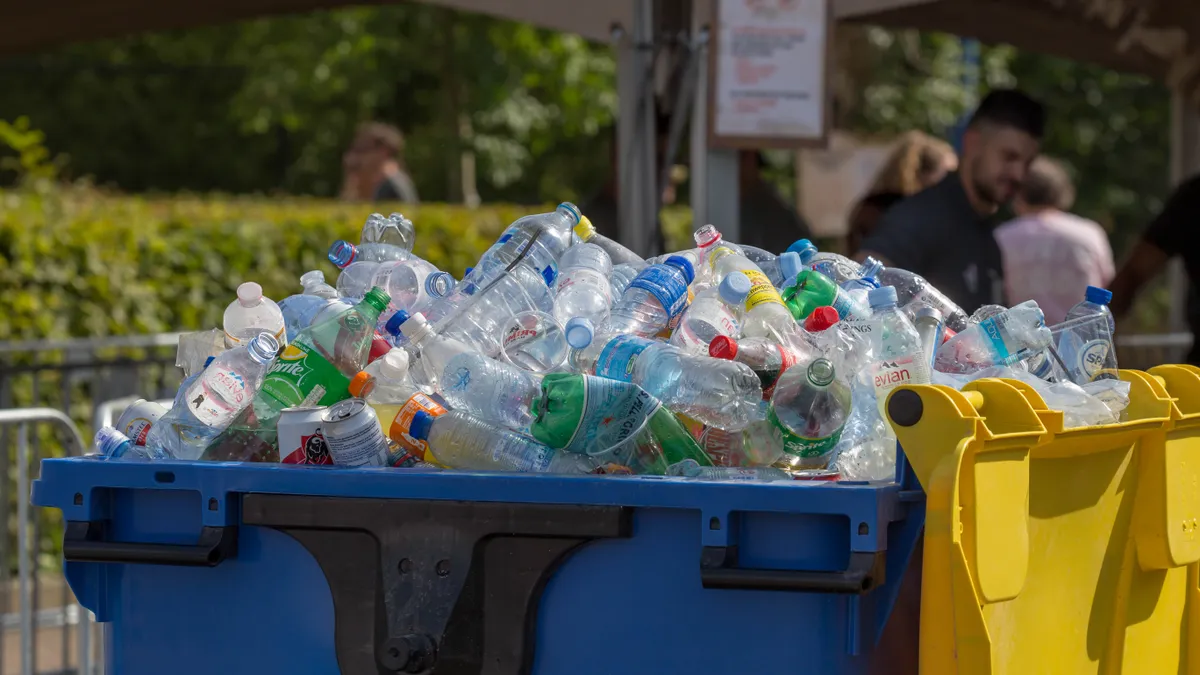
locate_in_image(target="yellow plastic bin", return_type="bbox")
[884,368,1200,675]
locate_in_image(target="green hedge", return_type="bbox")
[0,187,698,341]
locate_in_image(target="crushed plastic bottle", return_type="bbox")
[440,351,540,430]
[554,242,614,326]
[786,240,861,285]
[500,311,572,373]
[934,300,1052,374]
[875,266,969,333]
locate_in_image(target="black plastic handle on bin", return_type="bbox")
[62,521,237,567]
[700,546,885,594]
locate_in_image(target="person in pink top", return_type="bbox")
[995,156,1114,324]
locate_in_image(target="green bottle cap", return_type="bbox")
[362,287,391,312]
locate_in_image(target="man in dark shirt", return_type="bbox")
[1109,176,1200,363]
[857,90,1045,313]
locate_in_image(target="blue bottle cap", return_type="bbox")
[778,251,803,283]
[94,426,132,459]
[719,272,752,304]
[424,272,456,298]
[464,267,474,277]
[786,239,818,262]
[408,410,434,441]
[327,240,358,269]
[564,317,595,349]
[1085,286,1113,305]
[384,310,411,337]
[664,255,696,284]
[868,285,898,309]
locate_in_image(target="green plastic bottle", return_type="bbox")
[781,269,868,322]
[202,287,391,462]
[531,373,712,475]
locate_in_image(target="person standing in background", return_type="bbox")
[995,157,1114,324]
[1109,175,1200,364]
[847,131,958,255]
[340,122,420,203]
[856,89,1045,313]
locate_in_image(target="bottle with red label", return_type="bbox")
[708,336,801,399]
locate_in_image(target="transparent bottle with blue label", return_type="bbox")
[567,332,763,430]
[1057,286,1118,383]
[602,256,695,337]
[933,301,1052,374]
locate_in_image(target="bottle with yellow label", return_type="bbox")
[695,226,798,341]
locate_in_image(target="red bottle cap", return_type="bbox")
[804,306,839,332]
[368,333,391,364]
[709,335,739,360]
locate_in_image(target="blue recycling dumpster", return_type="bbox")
[33,458,923,675]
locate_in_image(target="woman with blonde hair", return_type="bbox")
[848,131,957,254]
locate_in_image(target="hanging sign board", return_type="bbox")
[709,0,833,148]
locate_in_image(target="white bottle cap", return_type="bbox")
[399,313,432,343]
[237,282,264,307]
[379,349,410,379]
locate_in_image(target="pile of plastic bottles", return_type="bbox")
[94,205,1130,482]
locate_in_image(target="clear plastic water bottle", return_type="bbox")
[399,313,476,391]
[769,357,852,472]
[330,258,382,301]
[669,284,742,356]
[866,286,931,417]
[148,332,280,459]
[573,216,644,266]
[95,426,167,461]
[1057,286,1118,383]
[602,256,695,337]
[499,311,572,373]
[406,409,594,474]
[429,262,557,357]
[667,458,792,481]
[372,258,456,314]
[569,333,763,430]
[554,243,614,325]
[841,257,882,308]
[468,202,580,287]
[610,262,647,299]
[934,300,1052,374]
[440,351,541,430]
[223,282,286,348]
[280,279,337,343]
[361,212,416,253]
[786,239,861,284]
[875,266,969,333]
[301,270,339,299]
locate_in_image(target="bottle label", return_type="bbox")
[185,366,249,428]
[120,418,155,446]
[542,265,557,287]
[561,376,661,455]
[388,392,450,460]
[594,335,655,382]
[493,442,555,473]
[629,267,689,319]
[743,270,785,310]
[768,406,843,460]
[979,315,1014,363]
[872,355,930,401]
[260,341,351,409]
[761,346,799,399]
[831,293,860,321]
[1077,339,1114,381]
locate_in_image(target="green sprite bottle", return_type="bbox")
[202,287,390,462]
[531,373,712,475]
[780,269,869,323]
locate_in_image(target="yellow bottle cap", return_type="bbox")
[573,217,597,241]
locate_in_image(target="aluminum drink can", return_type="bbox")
[115,399,167,446]
[322,399,390,467]
[278,406,332,465]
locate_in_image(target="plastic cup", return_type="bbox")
[499,311,570,373]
